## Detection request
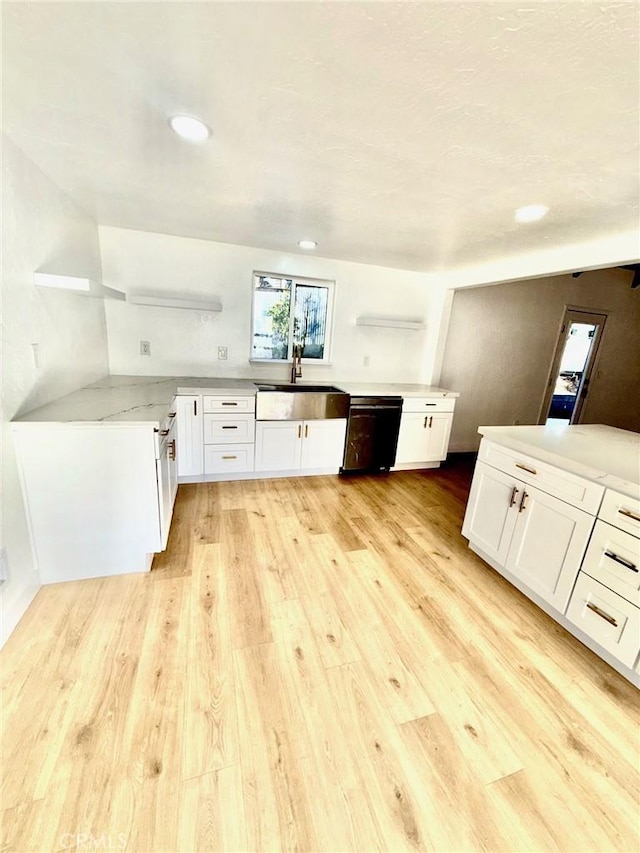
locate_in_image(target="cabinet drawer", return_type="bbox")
[203,414,255,444]
[582,519,640,606]
[479,440,604,515]
[203,395,255,414]
[402,396,456,413]
[566,573,640,667]
[204,444,254,474]
[599,489,640,537]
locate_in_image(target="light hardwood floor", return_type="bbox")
[2,459,639,852]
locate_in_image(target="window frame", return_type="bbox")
[249,271,336,365]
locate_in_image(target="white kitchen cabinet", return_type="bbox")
[157,415,178,549]
[12,423,166,583]
[395,411,453,465]
[505,484,594,612]
[176,395,204,476]
[461,462,520,565]
[300,419,347,469]
[255,419,347,473]
[463,459,594,612]
[255,421,303,471]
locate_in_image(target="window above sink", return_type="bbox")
[250,272,335,365]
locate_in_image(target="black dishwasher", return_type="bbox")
[340,396,403,474]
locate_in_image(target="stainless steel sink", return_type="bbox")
[255,384,350,420]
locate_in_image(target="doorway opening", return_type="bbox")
[540,308,607,426]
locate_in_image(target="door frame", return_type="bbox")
[538,307,607,425]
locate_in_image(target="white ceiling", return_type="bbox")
[3,2,639,272]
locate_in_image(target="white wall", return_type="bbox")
[100,226,446,385]
[1,137,108,646]
[440,268,640,451]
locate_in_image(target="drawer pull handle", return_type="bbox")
[221,402,238,406]
[221,425,238,429]
[424,403,437,407]
[222,455,237,460]
[160,429,170,436]
[618,508,640,523]
[509,486,519,507]
[168,412,176,418]
[604,550,638,572]
[518,490,528,513]
[585,601,618,627]
[516,463,537,475]
[169,439,176,461]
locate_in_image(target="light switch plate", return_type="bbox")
[217,346,228,360]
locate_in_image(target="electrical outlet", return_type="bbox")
[140,340,151,356]
[217,346,228,360]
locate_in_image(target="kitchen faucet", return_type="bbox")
[290,344,303,384]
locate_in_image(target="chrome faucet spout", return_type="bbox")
[290,345,303,384]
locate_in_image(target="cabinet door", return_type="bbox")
[300,419,347,470]
[506,485,594,612]
[424,412,453,461]
[395,413,430,464]
[396,412,453,463]
[255,421,303,472]
[176,395,204,476]
[461,461,520,565]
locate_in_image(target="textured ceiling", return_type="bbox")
[3,2,639,272]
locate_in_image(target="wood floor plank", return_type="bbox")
[182,544,238,780]
[177,765,247,853]
[233,642,316,852]
[270,597,385,852]
[2,462,638,852]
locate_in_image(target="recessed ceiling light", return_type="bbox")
[298,240,317,249]
[169,115,211,143]
[515,204,549,223]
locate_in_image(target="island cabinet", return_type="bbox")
[463,459,595,611]
[255,419,347,473]
[462,425,640,684]
[393,397,455,469]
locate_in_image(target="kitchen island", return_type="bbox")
[462,423,640,685]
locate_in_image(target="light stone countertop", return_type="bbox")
[479,424,640,499]
[12,375,459,426]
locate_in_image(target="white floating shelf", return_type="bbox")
[34,272,125,301]
[127,293,222,312]
[356,315,425,330]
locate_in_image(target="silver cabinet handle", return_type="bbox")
[509,486,519,507]
[619,508,640,523]
[516,462,537,475]
[586,601,618,627]
[518,490,528,513]
[604,550,638,573]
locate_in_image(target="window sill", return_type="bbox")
[249,359,334,366]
